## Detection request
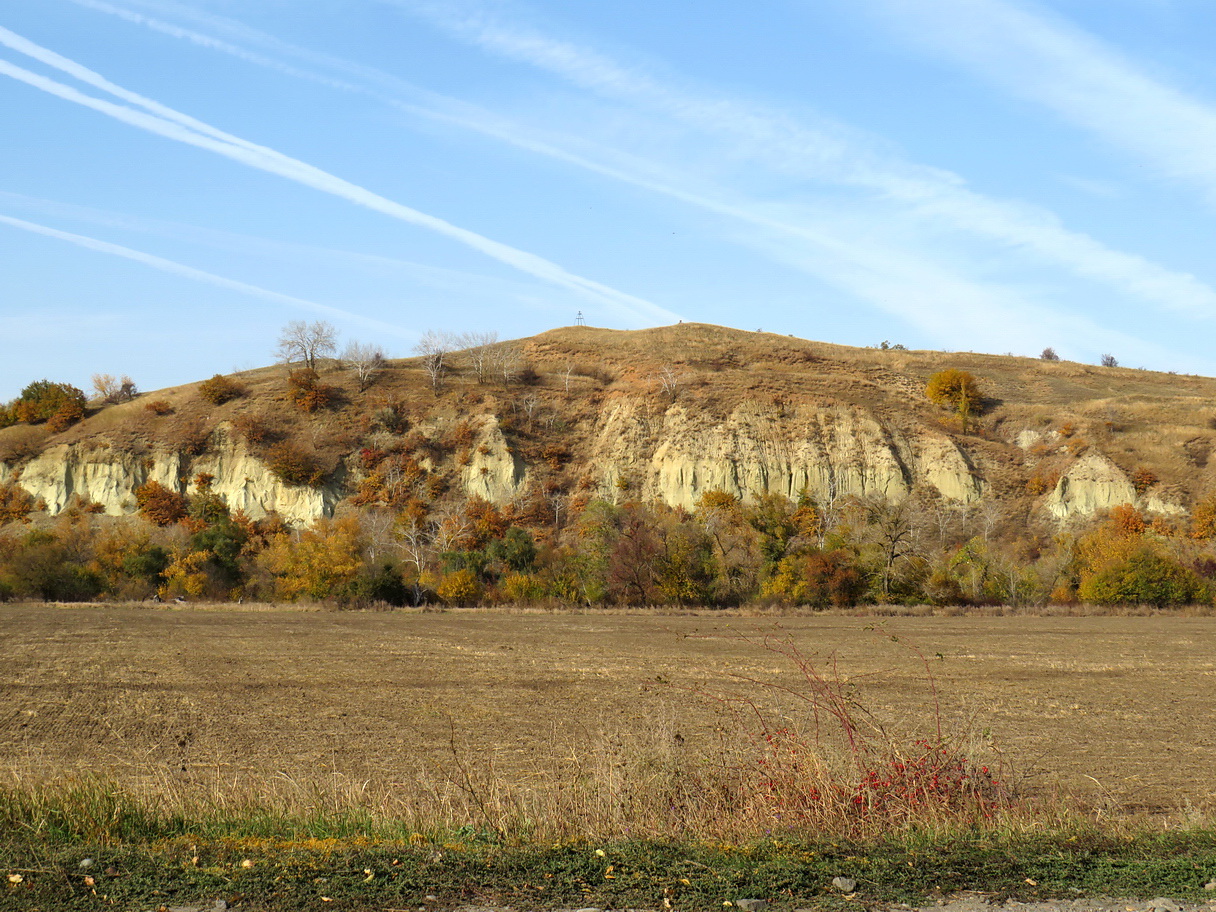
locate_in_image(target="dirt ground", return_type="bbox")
[2,605,1214,816]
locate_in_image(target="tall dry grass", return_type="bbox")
[1,635,1061,845]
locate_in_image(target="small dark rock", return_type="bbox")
[736,900,767,912]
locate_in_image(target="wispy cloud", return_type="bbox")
[0,189,587,302]
[57,0,1216,343]
[373,0,1216,320]
[0,212,414,335]
[867,0,1216,204]
[0,26,676,326]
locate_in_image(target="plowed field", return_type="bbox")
[2,605,1214,816]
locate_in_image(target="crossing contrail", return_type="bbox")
[0,27,678,326]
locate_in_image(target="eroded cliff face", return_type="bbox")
[461,417,528,502]
[587,400,983,510]
[0,399,1183,527]
[0,430,341,526]
[1043,451,1183,521]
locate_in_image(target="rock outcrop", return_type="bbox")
[591,401,982,510]
[1043,451,1183,521]
[0,431,341,527]
[0,397,1188,527]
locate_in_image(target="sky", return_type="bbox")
[4,0,1216,399]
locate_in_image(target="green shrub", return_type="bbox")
[11,380,87,426]
[1079,547,1207,607]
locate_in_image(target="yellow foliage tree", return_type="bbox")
[258,516,364,602]
[160,550,212,599]
[1191,496,1216,540]
[925,369,981,432]
[437,567,482,606]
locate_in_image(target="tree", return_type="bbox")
[92,373,137,404]
[342,341,385,391]
[1100,353,1119,368]
[1040,347,1059,362]
[458,331,498,384]
[415,330,457,391]
[277,320,338,371]
[925,369,982,432]
[12,380,87,426]
[134,480,188,526]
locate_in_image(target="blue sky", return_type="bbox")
[4,0,1216,399]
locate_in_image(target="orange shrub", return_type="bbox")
[46,399,85,432]
[1131,466,1158,495]
[1191,496,1216,540]
[134,480,187,526]
[0,482,36,525]
[198,374,245,405]
[286,369,337,413]
[232,412,274,446]
[264,440,326,487]
[143,399,173,416]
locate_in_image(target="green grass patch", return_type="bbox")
[5,829,1216,911]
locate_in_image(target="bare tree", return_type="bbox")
[520,393,540,430]
[656,366,679,403]
[546,489,568,528]
[277,320,338,370]
[492,343,522,387]
[562,362,576,394]
[342,341,386,391]
[91,373,137,404]
[863,498,918,601]
[458,331,498,384]
[1100,353,1119,368]
[415,330,457,391]
[360,508,397,563]
[1040,347,1060,361]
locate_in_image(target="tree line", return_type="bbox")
[2,475,1215,608]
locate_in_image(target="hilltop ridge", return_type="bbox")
[1,322,1212,528]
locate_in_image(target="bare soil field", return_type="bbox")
[2,604,1214,817]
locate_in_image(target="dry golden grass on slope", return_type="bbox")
[5,322,1216,510]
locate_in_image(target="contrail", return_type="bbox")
[0,29,677,326]
[0,212,411,335]
[58,3,1216,321]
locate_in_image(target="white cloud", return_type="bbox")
[376,0,1216,319]
[0,27,677,326]
[59,0,1216,340]
[869,0,1216,203]
[49,0,1216,370]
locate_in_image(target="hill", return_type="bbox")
[3,323,1211,521]
[1,323,1214,606]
